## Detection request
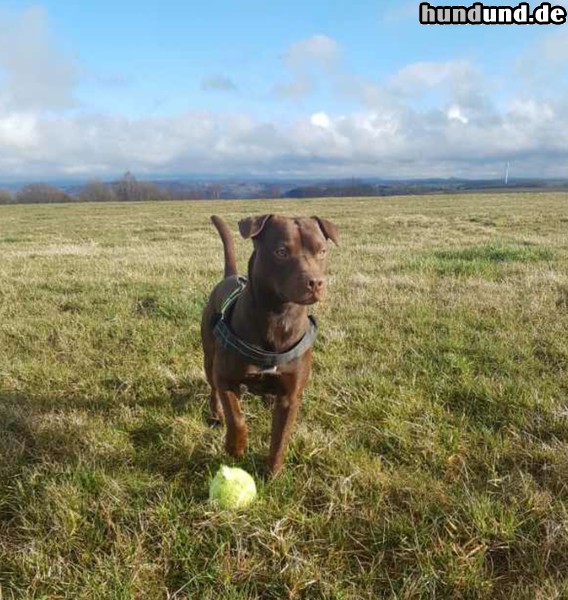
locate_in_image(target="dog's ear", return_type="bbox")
[238,215,272,239]
[312,216,339,245]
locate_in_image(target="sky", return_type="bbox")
[0,0,567,181]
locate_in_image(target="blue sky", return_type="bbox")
[0,1,567,180]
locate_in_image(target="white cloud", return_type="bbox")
[274,34,341,99]
[283,34,340,71]
[0,112,38,148]
[540,29,568,63]
[447,105,468,124]
[201,75,238,92]
[387,60,485,106]
[0,6,79,111]
[0,11,566,181]
[273,77,314,99]
[515,29,568,91]
[388,61,462,94]
[0,96,566,180]
[310,111,331,129]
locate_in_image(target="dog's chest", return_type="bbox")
[242,366,285,396]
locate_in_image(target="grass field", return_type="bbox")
[0,193,567,599]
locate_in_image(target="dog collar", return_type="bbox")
[211,277,318,368]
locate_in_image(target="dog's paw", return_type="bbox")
[267,459,284,478]
[208,412,224,427]
[225,436,247,459]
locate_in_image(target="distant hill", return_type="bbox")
[1,173,567,205]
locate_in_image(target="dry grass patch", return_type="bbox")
[0,193,567,598]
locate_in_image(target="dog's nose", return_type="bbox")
[308,278,324,292]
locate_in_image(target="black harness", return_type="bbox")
[211,276,318,368]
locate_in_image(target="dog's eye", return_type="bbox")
[274,247,288,259]
[318,248,327,259]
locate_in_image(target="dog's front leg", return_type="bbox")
[217,385,248,458]
[268,391,302,476]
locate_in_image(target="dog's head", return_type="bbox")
[238,214,339,305]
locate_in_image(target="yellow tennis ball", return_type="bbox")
[209,466,257,510]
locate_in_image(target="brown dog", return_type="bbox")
[201,214,338,475]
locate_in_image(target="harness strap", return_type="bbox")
[211,278,318,368]
[219,275,247,317]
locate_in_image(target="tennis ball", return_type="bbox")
[209,466,257,510]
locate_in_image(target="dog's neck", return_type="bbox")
[231,254,309,353]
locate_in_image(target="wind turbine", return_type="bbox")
[504,161,510,185]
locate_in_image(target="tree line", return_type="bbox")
[1,173,563,205]
[0,175,389,204]
[0,172,225,205]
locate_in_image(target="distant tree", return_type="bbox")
[205,184,223,200]
[113,171,138,201]
[112,171,170,201]
[266,184,281,199]
[0,189,14,204]
[135,181,170,201]
[16,184,72,204]
[180,187,206,200]
[79,180,117,203]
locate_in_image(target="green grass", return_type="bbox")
[407,243,555,278]
[0,193,567,598]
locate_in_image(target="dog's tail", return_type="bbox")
[210,215,238,279]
